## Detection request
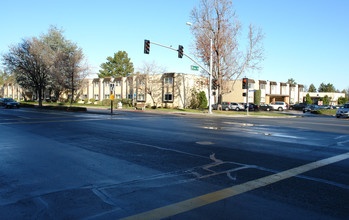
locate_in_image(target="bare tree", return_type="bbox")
[54,46,89,105]
[3,38,53,107]
[42,26,89,104]
[138,61,167,107]
[190,0,264,103]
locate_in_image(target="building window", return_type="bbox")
[93,82,99,88]
[164,77,173,85]
[261,97,265,103]
[281,86,287,95]
[128,94,133,99]
[271,85,277,94]
[94,94,99,100]
[105,94,110,99]
[299,87,304,92]
[137,94,145,101]
[164,93,173,101]
[82,94,87,100]
[291,87,295,92]
[260,84,266,90]
[115,80,121,86]
[116,94,121,99]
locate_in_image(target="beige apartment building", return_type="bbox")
[222,79,345,105]
[222,79,305,104]
[0,82,23,100]
[1,73,345,107]
[80,73,208,108]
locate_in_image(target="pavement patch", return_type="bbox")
[196,141,215,145]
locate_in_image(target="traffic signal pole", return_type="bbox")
[148,40,213,114]
[246,81,249,116]
[242,78,249,116]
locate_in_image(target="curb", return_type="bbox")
[85,107,303,118]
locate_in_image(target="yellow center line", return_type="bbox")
[121,152,349,220]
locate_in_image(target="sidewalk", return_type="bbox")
[85,107,304,118]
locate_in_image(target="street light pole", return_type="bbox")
[187,22,212,114]
[208,38,213,114]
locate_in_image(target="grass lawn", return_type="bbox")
[312,109,337,115]
[19,101,289,116]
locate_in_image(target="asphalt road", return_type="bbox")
[0,107,348,220]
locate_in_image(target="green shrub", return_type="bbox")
[198,91,208,109]
[84,99,89,104]
[120,99,132,107]
[338,97,348,105]
[102,99,111,106]
[189,89,208,109]
[89,98,96,104]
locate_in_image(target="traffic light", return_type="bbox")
[144,40,150,54]
[242,78,248,89]
[212,78,218,90]
[178,45,183,58]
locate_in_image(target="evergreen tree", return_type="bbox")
[198,91,208,109]
[308,84,316,92]
[306,93,313,104]
[318,83,336,92]
[338,97,348,105]
[98,51,134,78]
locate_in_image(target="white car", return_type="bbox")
[336,103,349,118]
[230,102,245,111]
[270,102,287,111]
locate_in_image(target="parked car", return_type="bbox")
[336,103,349,118]
[303,104,319,113]
[0,98,20,108]
[270,102,287,111]
[230,102,245,111]
[259,104,272,111]
[212,102,245,111]
[318,105,331,109]
[245,103,259,111]
[211,102,232,111]
[289,103,308,111]
[220,102,233,111]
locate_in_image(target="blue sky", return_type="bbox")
[1,0,348,91]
